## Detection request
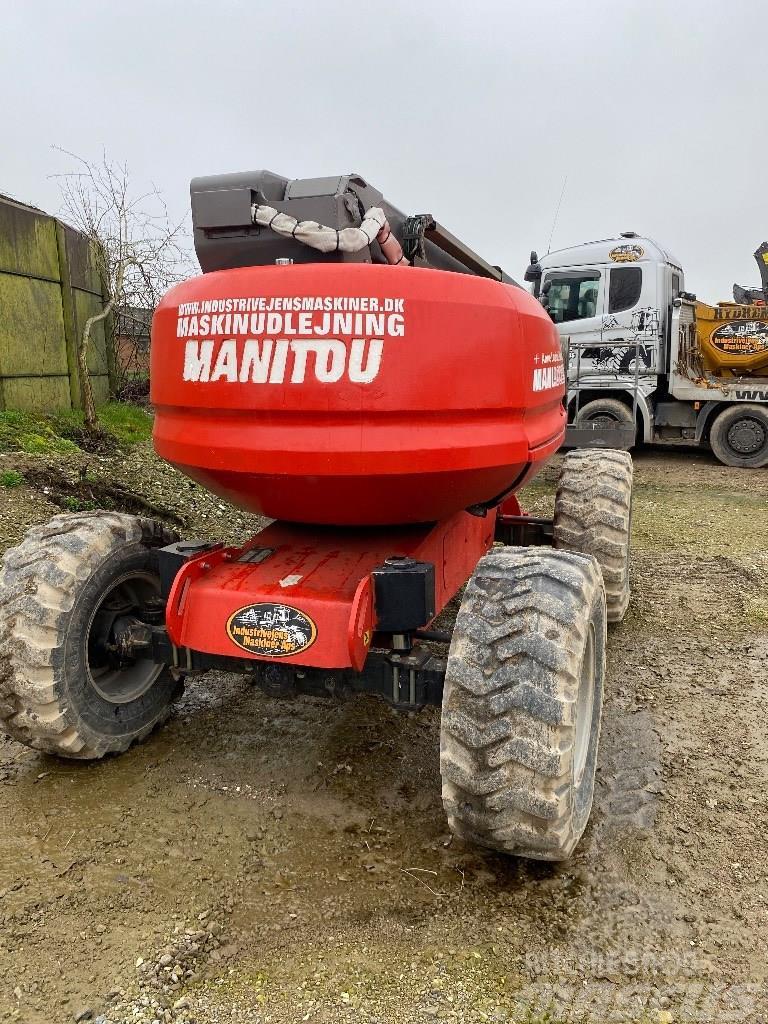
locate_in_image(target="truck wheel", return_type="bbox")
[553,448,633,623]
[575,398,635,440]
[709,404,768,468]
[440,548,606,861]
[0,512,179,760]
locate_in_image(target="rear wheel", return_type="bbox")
[575,397,635,438]
[440,547,606,861]
[0,512,179,759]
[553,448,633,623]
[709,404,768,468]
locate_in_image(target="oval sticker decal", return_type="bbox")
[609,243,644,263]
[226,603,317,658]
[711,320,768,355]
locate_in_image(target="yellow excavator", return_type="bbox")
[697,242,768,377]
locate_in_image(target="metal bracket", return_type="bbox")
[495,515,554,547]
[563,424,636,450]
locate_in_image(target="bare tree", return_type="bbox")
[53,149,193,429]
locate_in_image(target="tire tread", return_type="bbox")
[553,449,633,622]
[0,512,177,759]
[440,547,606,860]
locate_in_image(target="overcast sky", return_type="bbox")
[1,0,766,300]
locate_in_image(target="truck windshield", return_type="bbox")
[544,272,600,323]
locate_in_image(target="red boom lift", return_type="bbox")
[0,171,633,860]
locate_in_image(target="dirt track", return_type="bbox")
[1,445,767,1024]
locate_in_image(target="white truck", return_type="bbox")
[525,233,768,468]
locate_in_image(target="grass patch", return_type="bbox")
[744,596,768,628]
[0,411,80,455]
[60,495,99,513]
[0,469,24,488]
[55,402,153,445]
[0,402,153,456]
[97,401,153,443]
[18,431,80,455]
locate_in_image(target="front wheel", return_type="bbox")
[440,547,606,861]
[0,512,179,759]
[709,404,768,468]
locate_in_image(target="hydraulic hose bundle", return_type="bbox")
[251,203,408,266]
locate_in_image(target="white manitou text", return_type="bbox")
[532,351,566,392]
[177,297,406,385]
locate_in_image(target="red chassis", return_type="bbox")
[162,495,527,674]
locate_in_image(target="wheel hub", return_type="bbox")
[87,572,164,704]
[727,417,766,455]
[588,414,620,429]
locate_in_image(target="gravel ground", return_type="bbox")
[0,442,767,1023]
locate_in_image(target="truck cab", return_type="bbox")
[526,233,684,447]
[525,234,768,467]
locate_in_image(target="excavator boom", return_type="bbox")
[733,241,768,305]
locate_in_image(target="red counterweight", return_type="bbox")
[151,264,565,527]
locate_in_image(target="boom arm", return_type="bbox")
[733,241,768,304]
[190,169,518,284]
